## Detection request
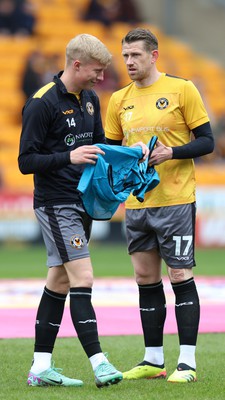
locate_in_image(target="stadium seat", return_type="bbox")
[1,1,225,195]
[0,126,21,148]
[2,166,34,192]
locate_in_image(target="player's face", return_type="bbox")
[122,41,157,83]
[74,60,107,90]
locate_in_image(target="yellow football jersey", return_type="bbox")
[105,73,210,208]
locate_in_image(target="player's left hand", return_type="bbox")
[149,140,172,165]
[129,141,150,162]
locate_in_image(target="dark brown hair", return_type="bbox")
[122,27,158,52]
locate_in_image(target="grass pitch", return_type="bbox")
[1,243,225,278]
[1,334,225,400]
[1,244,225,399]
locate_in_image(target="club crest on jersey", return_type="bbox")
[86,102,94,115]
[64,133,75,146]
[70,235,84,249]
[156,97,169,109]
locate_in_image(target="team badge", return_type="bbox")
[86,102,94,115]
[64,133,75,146]
[70,235,84,249]
[156,97,169,109]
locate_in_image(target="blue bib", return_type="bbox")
[77,136,160,220]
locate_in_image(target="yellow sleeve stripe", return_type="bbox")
[33,82,56,98]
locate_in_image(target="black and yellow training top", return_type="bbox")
[18,71,105,209]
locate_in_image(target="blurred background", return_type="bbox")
[0,0,225,249]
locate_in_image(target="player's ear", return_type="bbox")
[73,60,81,70]
[151,50,159,63]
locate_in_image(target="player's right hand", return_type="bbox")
[70,145,105,165]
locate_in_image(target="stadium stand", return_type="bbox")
[1,0,225,193]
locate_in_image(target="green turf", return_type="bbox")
[1,244,225,398]
[1,334,225,400]
[0,243,225,278]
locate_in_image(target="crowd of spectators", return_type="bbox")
[21,51,61,99]
[0,0,225,164]
[0,0,36,36]
[212,114,225,162]
[82,0,141,26]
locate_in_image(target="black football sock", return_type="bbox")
[70,287,102,357]
[138,280,166,347]
[35,286,67,353]
[172,278,200,345]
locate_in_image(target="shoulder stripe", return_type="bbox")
[165,73,188,81]
[33,82,55,98]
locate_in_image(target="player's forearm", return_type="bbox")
[172,136,214,159]
[172,122,214,159]
[18,151,70,174]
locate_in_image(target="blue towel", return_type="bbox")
[77,136,160,220]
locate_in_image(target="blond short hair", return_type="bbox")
[66,34,112,66]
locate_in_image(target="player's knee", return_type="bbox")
[71,271,94,288]
[135,270,160,285]
[168,267,193,284]
[59,280,70,294]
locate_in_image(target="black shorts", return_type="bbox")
[125,203,196,268]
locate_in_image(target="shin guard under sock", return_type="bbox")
[70,287,102,357]
[139,281,166,347]
[172,278,200,345]
[35,286,67,353]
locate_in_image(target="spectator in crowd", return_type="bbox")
[0,0,36,36]
[94,61,121,94]
[213,113,225,161]
[83,0,141,27]
[42,53,62,84]
[21,51,61,99]
[21,51,47,99]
